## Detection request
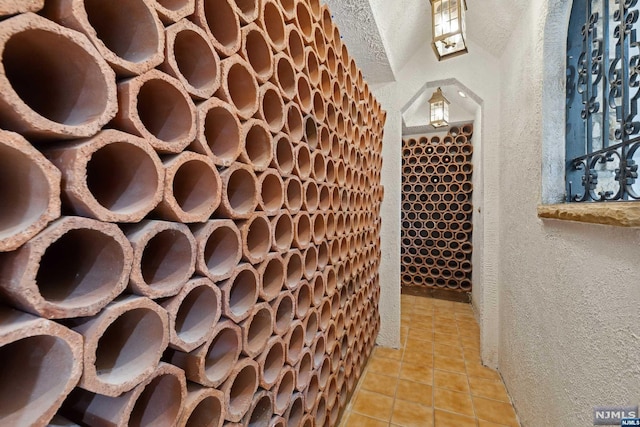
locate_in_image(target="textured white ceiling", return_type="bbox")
[323,0,529,82]
[322,0,395,83]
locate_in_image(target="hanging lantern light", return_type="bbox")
[430,0,468,60]
[429,87,450,128]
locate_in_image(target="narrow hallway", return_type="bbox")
[340,294,519,427]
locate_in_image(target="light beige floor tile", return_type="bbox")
[468,376,511,402]
[368,356,402,376]
[434,370,470,393]
[466,362,502,381]
[434,332,461,346]
[434,409,477,427]
[473,396,519,426]
[396,379,433,407]
[399,363,434,385]
[392,399,435,427]
[434,343,464,360]
[375,346,404,361]
[352,390,395,421]
[361,371,399,396]
[434,388,475,417]
[434,355,467,373]
[344,411,391,427]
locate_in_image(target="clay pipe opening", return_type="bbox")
[126,220,196,299]
[286,393,305,427]
[234,0,259,24]
[278,0,295,21]
[0,309,82,427]
[318,184,331,212]
[221,358,259,422]
[303,309,318,346]
[44,130,163,223]
[258,336,286,389]
[293,212,312,249]
[311,151,326,181]
[192,219,242,282]
[294,144,311,180]
[219,264,259,322]
[238,213,272,264]
[257,82,285,133]
[273,366,296,415]
[0,13,117,139]
[43,0,164,76]
[0,130,60,251]
[295,1,313,42]
[259,0,286,51]
[312,213,326,245]
[285,320,305,365]
[258,169,285,215]
[63,362,186,427]
[295,280,312,319]
[216,57,259,120]
[0,216,132,319]
[271,133,295,177]
[240,302,274,357]
[285,176,303,214]
[162,20,220,100]
[284,249,303,290]
[193,98,242,167]
[295,349,313,391]
[193,0,241,57]
[287,25,305,71]
[313,25,326,62]
[240,23,273,83]
[156,152,221,223]
[259,253,285,301]
[311,272,325,306]
[68,295,169,396]
[243,390,273,426]
[270,290,295,336]
[303,181,319,213]
[303,246,318,280]
[272,54,297,101]
[114,70,197,154]
[178,385,224,427]
[271,211,294,253]
[167,319,241,387]
[285,101,304,141]
[218,163,259,219]
[240,119,273,172]
[161,277,221,352]
[295,73,312,113]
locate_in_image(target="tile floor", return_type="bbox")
[338,293,520,427]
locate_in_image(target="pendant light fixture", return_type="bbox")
[429,87,450,128]
[430,0,468,60]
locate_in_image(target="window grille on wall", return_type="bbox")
[566,0,640,201]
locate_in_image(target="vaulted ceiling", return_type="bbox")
[323,0,529,83]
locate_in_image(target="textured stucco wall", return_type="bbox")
[371,82,402,348]
[497,1,640,425]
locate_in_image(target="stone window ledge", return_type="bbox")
[537,202,640,227]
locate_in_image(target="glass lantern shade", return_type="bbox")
[429,88,450,128]
[431,0,468,60]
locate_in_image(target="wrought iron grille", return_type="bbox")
[566,0,640,201]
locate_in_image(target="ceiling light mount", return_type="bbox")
[430,0,468,60]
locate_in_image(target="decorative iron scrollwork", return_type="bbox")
[567,0,640,201]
